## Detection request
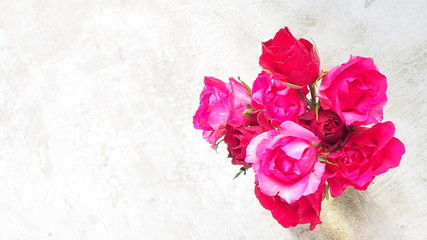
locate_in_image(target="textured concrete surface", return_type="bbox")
[0,0,426,239]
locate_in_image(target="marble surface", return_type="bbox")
[0,0,426,239]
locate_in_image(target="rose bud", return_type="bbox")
[224,125,264,165]
[298,109,348,145]
[259,27,320,87]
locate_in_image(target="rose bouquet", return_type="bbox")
[193,27,405,230]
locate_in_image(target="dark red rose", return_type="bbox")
[224,125,264,165]
[298,109,348,145]
[259,27,320,87]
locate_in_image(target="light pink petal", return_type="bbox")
[245,131,277,164]
[279,121,319,143]
[258,173,289,198]
[276,175,310,204]
[279,139,310,160]
[302,162,326,196]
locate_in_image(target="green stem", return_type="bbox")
[309,84,316,103]
[309,84,316,108]
[298,91,310,105]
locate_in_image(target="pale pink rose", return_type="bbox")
[193,77,251,148]
[246,121,325,204]
[317,56,387,126]
[251,72,308,126]
[325,121,405,197]
[255,184,324,231]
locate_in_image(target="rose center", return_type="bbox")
[323,119,340,135]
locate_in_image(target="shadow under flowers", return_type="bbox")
[288,187,385,240]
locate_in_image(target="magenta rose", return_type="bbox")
[259,27,320,87]
[255,184,324,231]
[246,121,325,204]
[228,78,252,127]
[325,121,405,197]
[298,109,348,145]
[317,56,387,126]
[251,71,308,126]
[224,125,264,165]
[193,77,251,148]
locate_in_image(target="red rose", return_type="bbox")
[298,109,348,145]
[325,122,405,197]
[224,125,264,165]
[317,56,387,126]
[255,184,324,231]
[259,27,320,87]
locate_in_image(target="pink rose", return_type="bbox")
[228,78,253,127]
[193,77,251,148]
[259,27,320,87]
[298,109,349,145]
[251,72,308,126]
[325,121,405,197]
[255,184,324,231]
[224,125,264,165]
[246,121,325,204]
[317,56,387,126]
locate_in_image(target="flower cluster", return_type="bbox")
[193,27,405,230]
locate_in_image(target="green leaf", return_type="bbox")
[319,157,338,167]
[237,77,252,94]
[297,90,312,106]
[233,170,243,179]
[214,138,224,153]
[243,108,254,119]
[261,68,273,75]
[284,82,304,89]
[233,167,249,180]
[315,70,328,83]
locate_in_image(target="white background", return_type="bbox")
[0,0,426,239]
